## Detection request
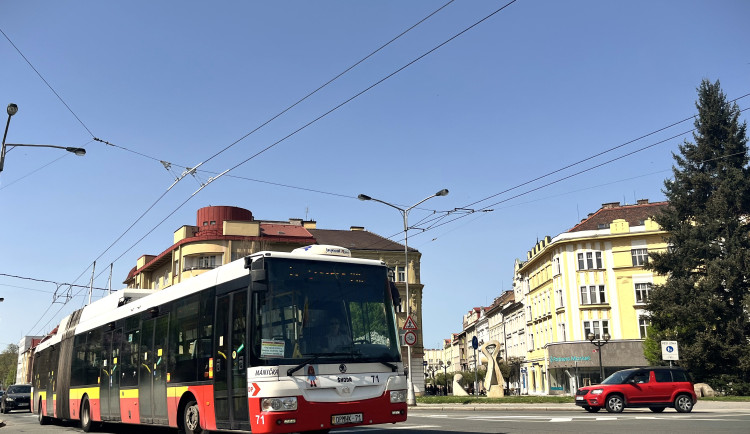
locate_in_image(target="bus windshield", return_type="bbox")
[251,257,401,366]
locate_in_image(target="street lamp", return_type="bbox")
[587,332,611,383]
[358,188,449,405]
[1,103,87,173]
[441,360,451,395]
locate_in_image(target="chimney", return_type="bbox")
[289,218,303,225]
[350,226,365,231]
[302,220,317,229]
[602,202,620,209]
[637,199,649,205]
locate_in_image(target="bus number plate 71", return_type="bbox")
[331,413,363,425]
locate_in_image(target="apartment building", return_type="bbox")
[518,200,667,395]
[123,205,431,394]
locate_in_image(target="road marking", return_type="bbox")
[549,417,573,422]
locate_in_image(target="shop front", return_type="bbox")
[546,340,648,395]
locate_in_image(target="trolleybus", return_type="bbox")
[32,245,408,433]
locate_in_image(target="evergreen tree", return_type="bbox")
[645,79,750,394]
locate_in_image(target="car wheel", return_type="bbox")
[649,407,665,413]
[584,406,601,413]
[605,394,625,413]
[183,399,203,434]
[674,394,694,413]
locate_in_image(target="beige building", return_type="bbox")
[124,205,431,394]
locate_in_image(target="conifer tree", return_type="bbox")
[645,79,750,394]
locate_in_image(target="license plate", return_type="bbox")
[575,396,583,400]
[332,413,363,425]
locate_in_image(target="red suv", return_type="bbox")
[575,367,697,413]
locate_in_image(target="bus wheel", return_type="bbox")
[38,401,49,425]
[81,397,94,432]
[183,399,203,434]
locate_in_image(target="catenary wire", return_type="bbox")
[31,0,522,333]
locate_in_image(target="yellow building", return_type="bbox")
[517,200,668,395]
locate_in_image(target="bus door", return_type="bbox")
[214,290,250,431]
[139,315,170,424]
[100,329,121,421]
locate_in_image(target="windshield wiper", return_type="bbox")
[287,352,350,376]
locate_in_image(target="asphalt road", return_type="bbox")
[2,404,750,433]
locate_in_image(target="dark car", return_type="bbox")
[575,367,697,413]
[1,384,32,413]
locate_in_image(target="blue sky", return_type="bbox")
[1,1,748,352]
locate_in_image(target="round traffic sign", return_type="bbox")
[404,331,417,346]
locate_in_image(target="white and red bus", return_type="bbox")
[32,245,408,433]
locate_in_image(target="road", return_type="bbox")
[2,407,750,433]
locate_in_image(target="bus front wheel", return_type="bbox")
[183,399,203,434]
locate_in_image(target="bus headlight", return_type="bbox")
[261,397,298,411]
[390,390,406,403]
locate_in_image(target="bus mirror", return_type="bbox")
[251,269,267,283]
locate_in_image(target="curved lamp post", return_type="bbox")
[358,189,449,405]
[1,103,86,173]
[587,332,611,382]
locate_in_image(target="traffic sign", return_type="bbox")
[404,331,417,346]
[661,340,679,361]
[471,336,479,350]
[403,315,418,330]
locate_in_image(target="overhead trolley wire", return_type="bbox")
[21,2,469,333]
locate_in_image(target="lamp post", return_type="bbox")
[587,332,611,383]
[442,360,451,395]
[358,189,449,405]
[1,103,86,173]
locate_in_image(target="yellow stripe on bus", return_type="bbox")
[168,386,189,400]
[120,389,139,399]
[70,387,100,401]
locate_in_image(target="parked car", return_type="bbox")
[575,367,697,413]
[1,384,32,413]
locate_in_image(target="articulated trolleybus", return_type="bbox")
[32,245,408,433]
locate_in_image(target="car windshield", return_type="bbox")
[8,385,31,394]
[601,370,637,385]
[251,257,401,366]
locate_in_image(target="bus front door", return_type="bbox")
[100,329,121,421]
[138,315,169,424]
[214,290,250,431]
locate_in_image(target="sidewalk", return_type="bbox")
[410,400,750,412]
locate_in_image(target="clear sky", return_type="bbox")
[1,1,748,353]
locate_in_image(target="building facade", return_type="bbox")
[517,200,667,394]
[123,205,431,394]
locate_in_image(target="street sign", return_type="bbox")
[471,336,479,350]
[404,331,417,346]
[403,315,418,330]
[661,340,679,361]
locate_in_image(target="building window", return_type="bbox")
[174,259,179,276]
[631,248,649,266]
[558,323,567,341]
[553,257,561,276]
[580,285,606,304]
[556,288,564,308]
[578,251,603,270]
[583,320,610,339]
[635,282,652,304]
[639,316,650,338]
[389,266,406,282]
